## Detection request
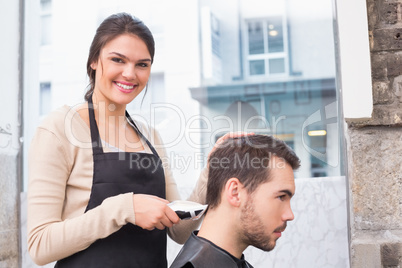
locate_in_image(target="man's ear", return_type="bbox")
[224,178,245,207]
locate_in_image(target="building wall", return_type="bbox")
[346,0,402,267]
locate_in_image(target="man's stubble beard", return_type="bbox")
[239,195,277,252]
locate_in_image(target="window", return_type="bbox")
[40,82,51,116]
[246,17,287,77]
[193,2,339,179]
[40,0,52,46]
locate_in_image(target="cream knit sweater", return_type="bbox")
[27,105,207,265]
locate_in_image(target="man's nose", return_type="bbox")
[283,204,294,222]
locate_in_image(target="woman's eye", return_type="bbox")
[112,58,124,63]
[138,62,149,68]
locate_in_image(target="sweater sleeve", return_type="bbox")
[144,124,208,244]
[148,125,181,202]
[167,166,208,244]
[27,127,136,265]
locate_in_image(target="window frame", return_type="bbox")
[243,16,289,79]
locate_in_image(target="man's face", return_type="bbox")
[239,156,295,252]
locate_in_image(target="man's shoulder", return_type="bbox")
[170,232,242,268]
[170,233,200,268]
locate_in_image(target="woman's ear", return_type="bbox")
[90,60,98,70]
[224,178,245,207]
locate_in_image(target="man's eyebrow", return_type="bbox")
[279,190,294,198]
[109,52,151,62]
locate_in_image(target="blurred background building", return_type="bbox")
[1,0,400,267]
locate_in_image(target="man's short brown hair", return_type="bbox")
[206,135,300,209]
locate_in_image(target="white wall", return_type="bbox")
[336,0,373,119]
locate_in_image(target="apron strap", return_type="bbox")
[88,96,103,155]
[87,94,160,157]
[125,111,160,157]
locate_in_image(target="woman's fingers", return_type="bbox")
[165,205,180,224]
[133,194,179,231]
[219,131,254,142]
[209,131,255,158]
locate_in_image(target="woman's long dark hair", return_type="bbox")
[84,13,155,101]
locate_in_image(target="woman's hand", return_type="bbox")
[133,194,180,231]
[208,131,254,158]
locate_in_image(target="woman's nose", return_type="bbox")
[122,66,136,80]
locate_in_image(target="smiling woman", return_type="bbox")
[90,34,152,106]
[27,13,209,268]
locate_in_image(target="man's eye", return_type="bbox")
[278,195,286,201]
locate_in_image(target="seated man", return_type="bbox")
[170,134,300,268]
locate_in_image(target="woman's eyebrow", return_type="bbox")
[109,52,151,62]
[109,52,129,60]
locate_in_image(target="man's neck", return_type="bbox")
[197,208,247,259]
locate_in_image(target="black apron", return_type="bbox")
[55,97,167,268]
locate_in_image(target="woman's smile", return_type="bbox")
[114,81,136,93]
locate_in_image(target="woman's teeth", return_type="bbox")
[116,82,134,90]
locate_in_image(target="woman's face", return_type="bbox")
[91,34,152,106]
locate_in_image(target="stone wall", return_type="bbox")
[347,0,402,267]
[0,154,21,267]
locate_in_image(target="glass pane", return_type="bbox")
[248,21,264,54]
[267,16,284,52]
[40,82,51,115]
[40,0,52,13]
[23,0,346,267]
[269,58,285,74]
[41,15,51,45]
[249,60,265,75]
[24,0,341,188]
